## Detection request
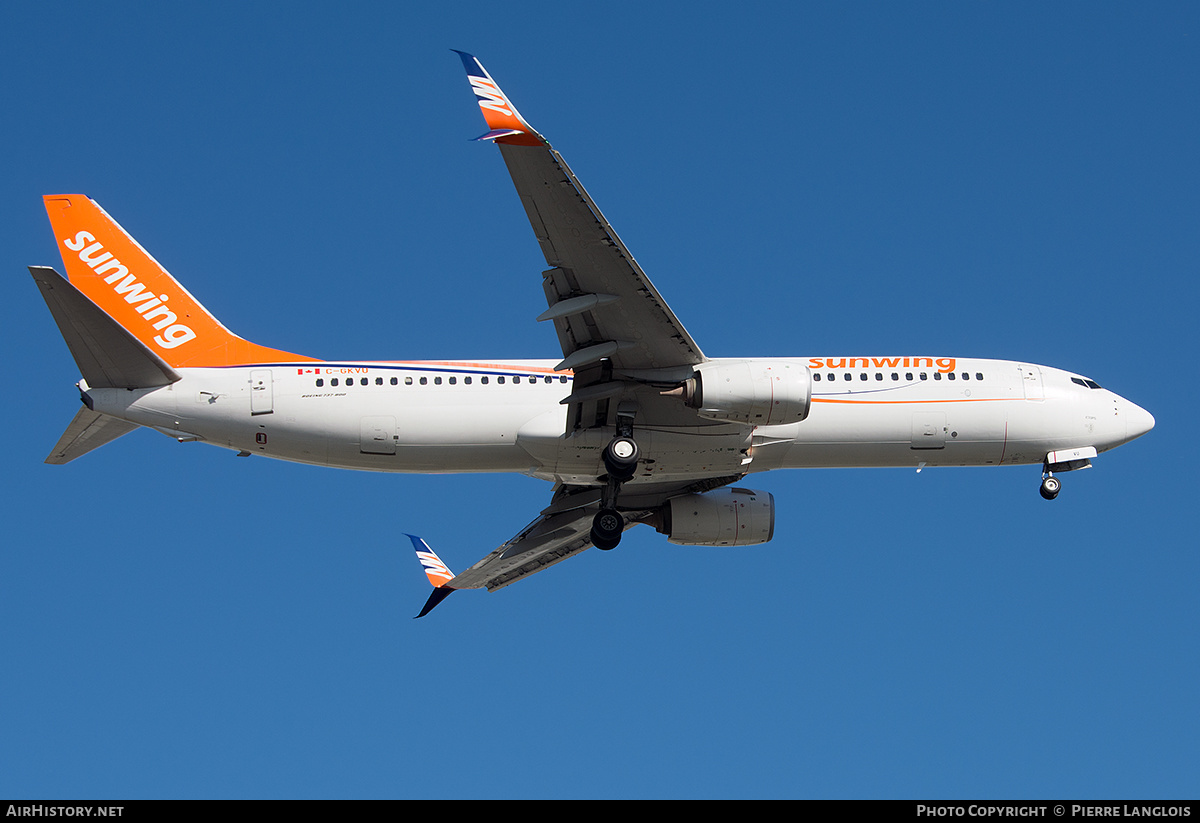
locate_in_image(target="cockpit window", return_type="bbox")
[1072,377,1103,389]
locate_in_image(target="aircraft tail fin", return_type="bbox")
[408,534,458,618]
[45,405,139,465]
[41,195,316,369]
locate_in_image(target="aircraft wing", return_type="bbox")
[443,494,631,592]
[412,476,739,616]
[420,485,645,597]
[455,52,705,379]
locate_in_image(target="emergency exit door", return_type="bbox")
[250,370,273,415]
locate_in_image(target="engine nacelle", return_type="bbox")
[683,359,811,426]
[658,488,775,546]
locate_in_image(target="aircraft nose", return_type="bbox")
[1125,401,1155,443]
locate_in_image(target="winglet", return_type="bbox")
[452,51,543,147]
[408,534,457,618]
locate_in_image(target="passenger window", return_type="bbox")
[906,372,913,381]
[376,377,383,385]
[316,378,324,387]
[464,376,472,385]
[860,373,868,381]
[390,377,398,385]
[947,372,956,380]
[814,373,822,381]
[434,377,442,385]
[419,377,427,385]
[976,373,984,381]
[934,373,942,380]
[891,373,899,381]
[449,377,456,385]
[920,373,928,380]
[875,373,883,381]
[559,376,568,383]
[498,376,505,384]
[844,373,852,381]
[961,373,969,381]
[481,376,489,385]
[405,376,413,385]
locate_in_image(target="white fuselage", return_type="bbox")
[83,356,1153,487]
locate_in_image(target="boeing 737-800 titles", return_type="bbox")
[29,53,1154,617]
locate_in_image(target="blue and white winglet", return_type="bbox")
[409,534,458,618]
[452,50,544,146]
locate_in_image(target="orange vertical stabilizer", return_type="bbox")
[44,195,316,368]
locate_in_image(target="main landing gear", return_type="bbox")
[591,507,624,551]
[590,421,641,551]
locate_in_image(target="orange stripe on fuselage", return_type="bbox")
[811,397,1006,405]
[379,360,572,375]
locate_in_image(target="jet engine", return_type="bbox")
[656,488,775,546]
[674,359,811,426]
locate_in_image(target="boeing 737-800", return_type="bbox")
[28,53,1154,617]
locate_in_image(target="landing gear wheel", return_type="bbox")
[591,508,624,551]
[602,436,640,482]
[1040,475,1061,500]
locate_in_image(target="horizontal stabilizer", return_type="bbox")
[28,266,180,389]
[46,406,139,465]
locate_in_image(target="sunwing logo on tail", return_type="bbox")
[468,76,513,116]
[62,230,197,350]
[417,550,454,586]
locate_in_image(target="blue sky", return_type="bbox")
[2,2,1197,799]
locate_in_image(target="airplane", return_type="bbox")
[28,52,1154,618]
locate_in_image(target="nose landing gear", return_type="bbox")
[1039,472,1061,500]
[1037,447,1099,500]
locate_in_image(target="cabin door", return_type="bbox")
[1018,364,1045,401]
